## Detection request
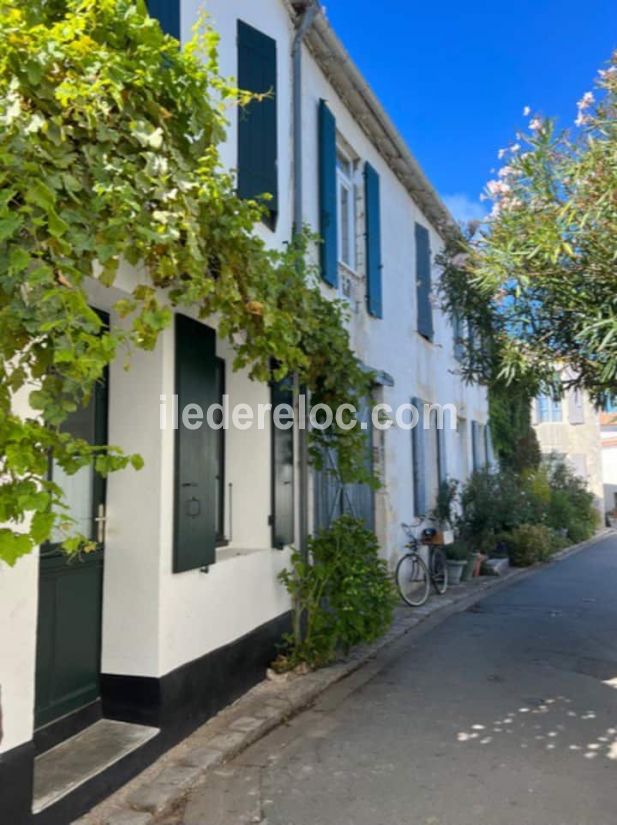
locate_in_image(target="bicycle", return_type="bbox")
[395,520,448,607]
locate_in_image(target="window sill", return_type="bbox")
[416,331,435,346]
[338,261,361,280]
[215,545,287,564]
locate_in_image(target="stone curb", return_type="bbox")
[76,529,614,825]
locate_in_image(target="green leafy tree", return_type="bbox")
[0,0,372,564]
[440,52,617,402]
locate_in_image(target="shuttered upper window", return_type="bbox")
[318,100,338,287]
[146,0,180,38]
[364,162,383,318]
[415,223,434,341]
[237,21,278,229]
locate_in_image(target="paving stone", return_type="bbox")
[252,703,286,721]
[181,746,224,771]
[104,810,154,825]
[128,765,203,814]
[229,716,264,733]
[206,730,248,754]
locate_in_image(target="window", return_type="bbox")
[271,375,294,548]
[536,394,562,423]
[471,421,488,471]
[237,21,278,228]
[453,315,466,362]
[411,400,445,517]
[336,149,356,269]
[603,395,617,413]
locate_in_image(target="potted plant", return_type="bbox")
[430,479,459,545]
[445,540,469,585]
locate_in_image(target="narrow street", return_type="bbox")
[174,536,617,825]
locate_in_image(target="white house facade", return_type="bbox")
[532,382,604,515]
[0,2,489,823]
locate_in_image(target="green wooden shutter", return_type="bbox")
[146,0,180,38]
[174,315,217,573]
[364,162,383,318]
[318,99,338,287]
[412,397,427,516]
[237,21,278,228]
[415,223,434,341]
[271,376,294,549]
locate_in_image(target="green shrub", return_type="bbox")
[445,540,470,561]
[544,457,598,542]
[549,529,569,553]
[507,524,553,566]
[276,516,395,669]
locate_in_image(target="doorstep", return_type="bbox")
[33,719,159,815]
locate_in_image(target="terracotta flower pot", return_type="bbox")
[473,552,487,577]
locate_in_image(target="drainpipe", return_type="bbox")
[291,0,319,561]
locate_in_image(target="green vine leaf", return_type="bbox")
[0,0,376,565]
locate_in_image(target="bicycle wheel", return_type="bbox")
[431,547,448,595]
[395,552,430,607]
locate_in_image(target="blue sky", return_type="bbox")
[325,0,617,222]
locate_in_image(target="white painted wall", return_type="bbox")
[0,553,38,753]
[601,435,617,513]
[0,388,40,753]
[183,0,295,251]
[90,274,292,678]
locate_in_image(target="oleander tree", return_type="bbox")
[440,52,617,404]
[0,0,372,564]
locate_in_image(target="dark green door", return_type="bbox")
[35,368,108,729]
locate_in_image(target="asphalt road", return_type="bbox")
[178,535,617,825]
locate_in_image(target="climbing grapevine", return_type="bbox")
[0,0,373,564]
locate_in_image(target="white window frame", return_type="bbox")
[336,147,356,272]
[536,394,562,423]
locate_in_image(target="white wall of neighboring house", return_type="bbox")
[600,412,617,514]
[533,387,604,516]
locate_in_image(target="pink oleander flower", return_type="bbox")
[452,253,469,268]
[523,106,531,116]
[486,179,511,199]
[529,118,543,132]
[599,66,617,80]
[510,143,521,153]
[498,165,515,178]
[575,112,591,128]
[577,91,595,110]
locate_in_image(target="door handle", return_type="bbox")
[94,503,107,545]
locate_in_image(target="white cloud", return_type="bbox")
[442,193,487,225]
